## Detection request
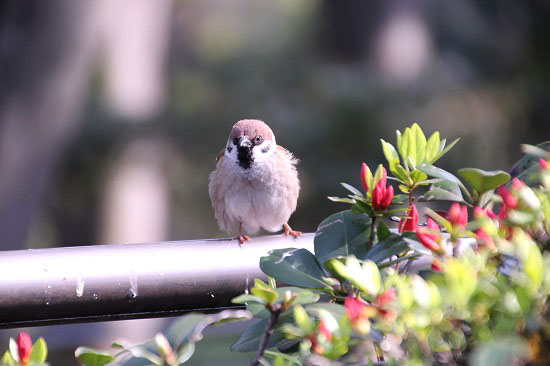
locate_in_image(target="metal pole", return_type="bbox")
[0,234,314,328]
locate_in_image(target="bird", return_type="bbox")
[208,119,301,244]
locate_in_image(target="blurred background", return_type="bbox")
[0,0,549,364]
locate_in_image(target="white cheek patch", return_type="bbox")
[224,142,238,161]
[252,141,274,162]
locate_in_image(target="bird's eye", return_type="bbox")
[254,136,263,145]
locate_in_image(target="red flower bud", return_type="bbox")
[399,205,418,233]
[318,320,332,343]
[371,175,394,211]
[416,218,442,252]
[16,332,32,364]
[375,288,396,307]
[511,178,525,190]
[361,163,369,192]
[498,186,518,209]
[449,203,468,228]
[345,296,366,322]
[473,206,484,219]
[476,229,496,252]
[431,258,443,272]
[379,167,387,188]
[540,159,549,170]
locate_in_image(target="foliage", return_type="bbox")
[66,123,550,365]
[226,124,550,365]
[74,310,251,365]
[1,332,48,366]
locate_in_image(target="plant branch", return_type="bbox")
[252,306,281,366]
[368,216,377,250]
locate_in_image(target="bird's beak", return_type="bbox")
[238,137,252,149]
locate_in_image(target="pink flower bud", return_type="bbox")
[416,218,442,252]
[431,258,443,272]
[16,332,32,364]
[498,186,518,209]
[318,320,332,342]
[511,178,525,190]
[345,296,366,322]
[473,206,484,219]
[540,158,549,170]
[476,229,496,252]
[379,167,387,188]
[449,203,468,228]
[360,163,369,192]
[375,288,396,307]
[399,205,418,233]
[371,176,394,212]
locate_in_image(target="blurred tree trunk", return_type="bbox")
[0,0,99,249]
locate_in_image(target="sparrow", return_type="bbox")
[208,119,301,244]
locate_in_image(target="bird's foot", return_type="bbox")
[236,223,250,244]
[237,234,250,244]
[283,223,302,239]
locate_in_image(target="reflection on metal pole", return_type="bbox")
[0,234,314,328]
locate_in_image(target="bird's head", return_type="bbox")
[225,119,276,169]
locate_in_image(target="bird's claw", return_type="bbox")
[237,234,250,244]
[283,223,302,239]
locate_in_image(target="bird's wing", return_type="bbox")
[216,148,225,163]
[277,145,299,165]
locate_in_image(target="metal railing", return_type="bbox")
[0,234,314,328]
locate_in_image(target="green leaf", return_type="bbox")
[444,258,477,308]
[305,303,346,320]
[358,260,381,296]
[254,278,271,290]
[510,142,550,185]
[1,351,15,366]
[260,248,329,289]
[418,164,473,202]
[324,258,349,281]
[278,287,320,306]
[377,221,391,241]
[457,168,510,195]
[399,184,410,193]
[327,196,356,204]
[165,313,206,348]
[381,139,400,165]
[314,210,371,266]
[373,164,385,187]
[410,170,428,185]
[231,317,289,352]
[520,143,549,158]
[9,339,17,362]
[363,234,410,263]
[432,138,460,164]
[176,341,196,364]
[411,123,427,165]
[507,210,536,225]
[74,347,115,366]
[30,337,47,364]
[293,305,313,333]
[265,350,303,366]
[425,131,440,163]
[251,287,279,305]
[340,183,363,197]
[232,294,266,305]
[399,126,413,167]
[525,243,543,293]
[420,179,465,203]
[390,162,410,184]
[425,208,452,233]
[471,337,529,366]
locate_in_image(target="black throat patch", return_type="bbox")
[235,137,253,169]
